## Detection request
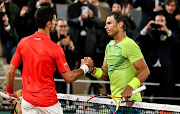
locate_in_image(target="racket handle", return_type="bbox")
[0,91,16,99]
[132,85,146,95]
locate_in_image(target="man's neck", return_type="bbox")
[38,28,50,35]
[114,31,126,45]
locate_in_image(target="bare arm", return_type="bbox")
[133,58,150,83]
[61,58,94,83]
[122,58,150,100]
[6,64,19,105]
[7,64,17,87]
[91,60,109,80]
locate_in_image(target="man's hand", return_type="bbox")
[20,6,28,16]
[69,40,75,51]
[145,20,156,31]
[121,85,133,101]
[80,14,88,21]
[7,93,19,107]
[157,22,169,34]
[0,2,6,13]
[60,38,69,46]
[153,6,164,12]
[2,14,9,26]
[175,14,180,21]
[124,4,131,18]
[83,57,94,71]
[87,8,93,18]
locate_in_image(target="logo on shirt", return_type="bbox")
[34,38,41,40]
[64,63,68,66]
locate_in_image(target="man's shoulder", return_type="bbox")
[18,35,33,45]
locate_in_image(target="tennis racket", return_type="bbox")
[0,91,22,114]
[84,85,146,114]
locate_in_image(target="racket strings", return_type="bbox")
[84,96,118,114]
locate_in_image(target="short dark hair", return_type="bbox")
[35,6,56,29]
[165,0,178,6]
[57,18,67,23]
[107,11,127,31]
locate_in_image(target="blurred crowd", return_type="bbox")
[1,0,180,105]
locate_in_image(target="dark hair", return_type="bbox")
[165,0,178,6]
[57,18,67,22]
[35,6,56,29]
[107,11,127,31]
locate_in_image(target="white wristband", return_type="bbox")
[80,65,89,74]
[4,24,11,31]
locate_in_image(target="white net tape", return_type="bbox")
[57,93,180,112]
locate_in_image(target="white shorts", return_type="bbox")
[21,98,63,114]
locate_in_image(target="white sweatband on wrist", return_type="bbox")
[80,65,89,74]
[167,30,172,37]
[36,1,41,8]
[4,24,11,31]
[140,29,146,35]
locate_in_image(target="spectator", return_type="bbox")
[88,0,101,18]
[155,0,180,85]
[67,0,101,94]
[136,14,180,104]
[0,0,25,44]
[17,0,56,39]
[0,0,25,63]
[50,18,76,94]
[132,0,164,32]
[0,4,16,64]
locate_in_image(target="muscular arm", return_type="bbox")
[6,64,19,104]
[100,60,109,80]
[61,58,94,83]
[133,58,150,83]
[7,64,17,87]
[122,58,150,100]
[91,60,109,80]
[61,68,84,83]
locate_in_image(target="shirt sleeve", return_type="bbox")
[10,42,22,67]
[54,46,69,73]
[124,41,144,64]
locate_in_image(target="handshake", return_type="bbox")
[80,57,94,74]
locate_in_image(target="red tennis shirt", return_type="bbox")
[10,32,69,107]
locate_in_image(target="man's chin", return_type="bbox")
[108,34,113,37]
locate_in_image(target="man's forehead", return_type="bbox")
[106,16,114,21]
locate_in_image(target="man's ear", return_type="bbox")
[46,21,51,28]
[118,21,123,28]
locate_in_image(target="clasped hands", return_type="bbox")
[80,57,94,72]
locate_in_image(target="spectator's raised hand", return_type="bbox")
[2,14,9,26]
[153,6,164,12]
[60,38,69,46]
[175,14,180,21]
[20,6,28,17]
[125,4,131,18]
[0,2,6,13]
[146,20,155,30]
[88,8,93,18]
[157,22,169,33]
[121,5,125,15]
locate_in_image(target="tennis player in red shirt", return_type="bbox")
[5,6,93,114]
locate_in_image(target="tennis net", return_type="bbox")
[57,93,180,114]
